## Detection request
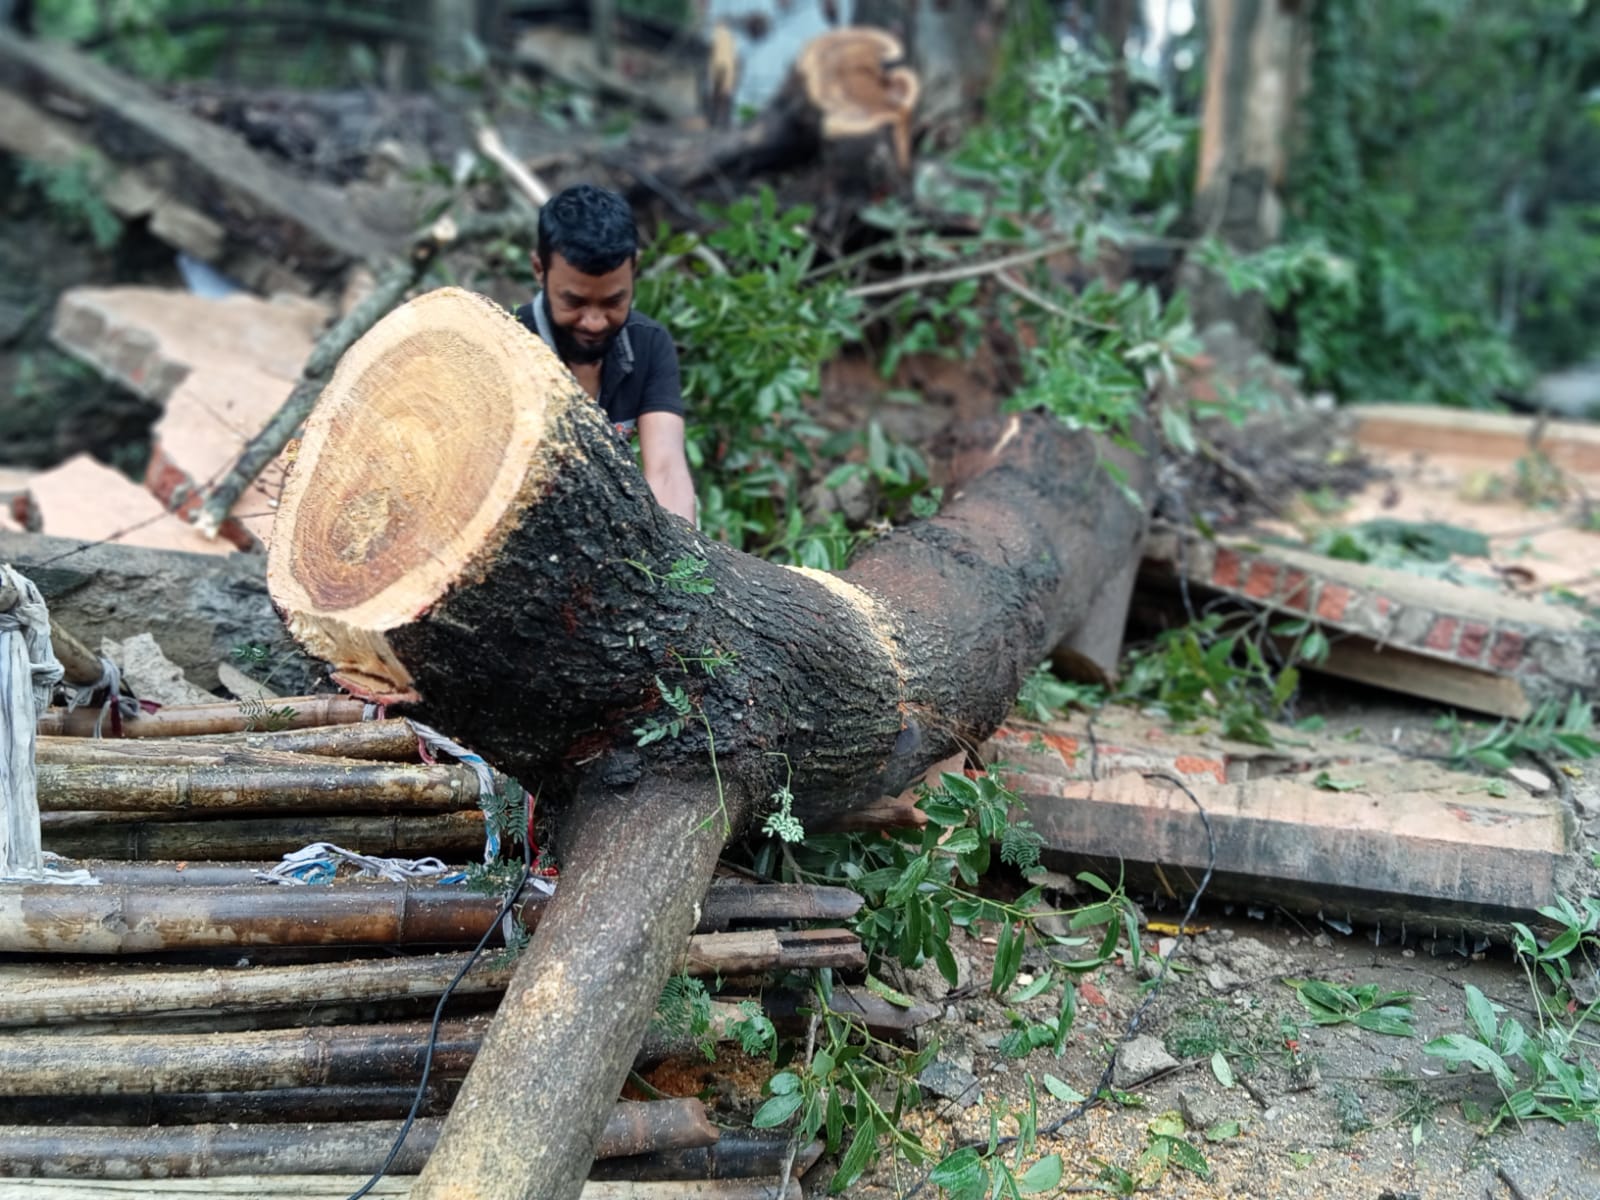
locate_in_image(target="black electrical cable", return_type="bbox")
[343,835,533,1200]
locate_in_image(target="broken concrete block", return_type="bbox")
[102,632,217,707]
[50,286,329,551]
[987,709,1572,935]
[1114,1035,1180,1087]
[1141,530,1599,718]
[26,453,234,557]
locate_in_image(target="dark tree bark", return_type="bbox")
[266,286,1151,1200]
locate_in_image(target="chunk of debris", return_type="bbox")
[1114,1034,1181,1088]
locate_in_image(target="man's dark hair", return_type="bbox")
[536,184,638,276]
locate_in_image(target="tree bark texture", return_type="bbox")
[265,286,1150,1200]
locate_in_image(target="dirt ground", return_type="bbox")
[825,680,1600,1200]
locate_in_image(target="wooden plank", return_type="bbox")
[1312,637,1532,720]
[1350,402,1600,477]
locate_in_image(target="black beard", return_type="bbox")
[545,295,619,366]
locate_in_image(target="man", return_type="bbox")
[516,184,697,524]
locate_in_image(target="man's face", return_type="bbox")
[533,251,635,365]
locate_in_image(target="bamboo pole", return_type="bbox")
[0,883,866,956]
[40,812,486,862]
[0,1018,492,1095]
[0,1179,802,1198]
[0,1102,717,1177]
[0,881,534,953]
[0,1085,454,1127]
[37,721,424,765]
[681,929,865,976]
[190,719,422,760]
[36,761,478,815]
[591,1134,824,1182]
[0,953,511,1027]
[36,696,369,738]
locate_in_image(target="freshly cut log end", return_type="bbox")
[266,287,587,703]
[797,26,920,171]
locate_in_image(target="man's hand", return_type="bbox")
[638,411,697,525]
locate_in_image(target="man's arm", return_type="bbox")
[638,411,697,524]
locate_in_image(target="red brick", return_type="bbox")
[1280,568,1312,611]
[1213,547,1242,590]
[1374,596,1393,617]
[1244,560,1281,600]
[1316,583,1353,622]
[1489,630,1526,672]
[1423,616,1460,653]
[1457,622,1490,663]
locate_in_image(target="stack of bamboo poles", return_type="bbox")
[0,696,931,1197]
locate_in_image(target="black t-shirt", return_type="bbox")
[515,294,685,436]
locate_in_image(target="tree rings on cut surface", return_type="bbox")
[797,27,920,171]
[267,287,584,702]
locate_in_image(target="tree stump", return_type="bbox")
[267,286,1149,1200]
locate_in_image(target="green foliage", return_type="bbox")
[730,1000,777,1061]
[17,159,121,250]
[929,1081,1064,1198]
[651,973,718,1061]
[477,776,529,851]
[1115,610,1327,747]
[1287,979,1416,1037]
[1014,662,1106,723]
[633,192,869,556]
[237,698,298,734]
[1437,694,1600,773]
[632,676,692,746]
[1268,0,1600,405]
[624,556,715,595]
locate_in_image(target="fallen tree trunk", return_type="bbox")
[40,811,486,861]
[0,1102,715,1176]
[265,287,1150,1199]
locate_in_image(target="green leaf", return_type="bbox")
[1204,1120,1242,1142]
[1017,1153,1065,1194]
[1008,971,1056,1005]
[865,973,918,1009]
[1464,984,1500,1045]
[885,855,931,907]
[1211,1051,1235,1088]
[929,1148,986,1200]
[1353,1007,1415,1037]
[1312,771,1365,792]
[829,1120,877,1193]
[1042,1073,1086,1103]
[752,1089,804,1128]
[934,938,961,989]
[768,1071,801,1095]
[1423,1034,1515,1088]
[1165,1138,1211,1179]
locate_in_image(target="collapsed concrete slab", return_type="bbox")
[986,708,1574,939]
[1141,530,1600,719]
[51,287,326,550]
